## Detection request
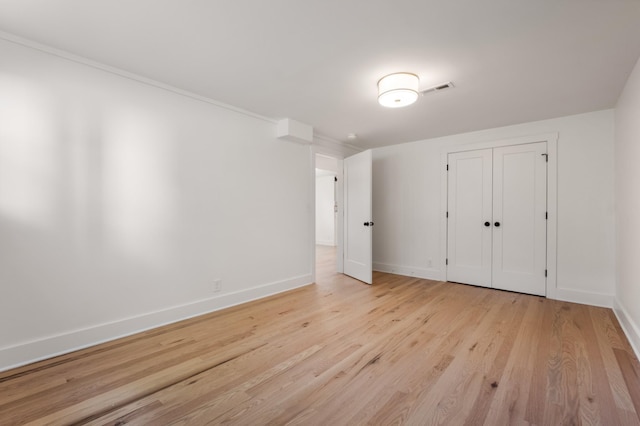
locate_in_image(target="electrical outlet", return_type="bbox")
[212,279,222,293]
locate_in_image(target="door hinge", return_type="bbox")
[446,258,449,265]
[446,164,449,171]
[542,153,548,162]
[545,212,548,220]
[334,176,337,182]
[545,269,548,277]
[446,211,449,218]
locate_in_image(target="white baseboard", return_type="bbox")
[373,262,443,281]
[552,288,614,308]
[0,274,313,372]
[613,298,640,360]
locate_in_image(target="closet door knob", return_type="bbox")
[484,222,491,227]
[494,222,501,227]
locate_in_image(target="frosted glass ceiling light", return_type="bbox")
[377,73,419,108]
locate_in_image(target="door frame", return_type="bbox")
[439,133,558,299]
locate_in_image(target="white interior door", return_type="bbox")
[344,150,372,284]
[447,149,493,287]
[492,142,547,295]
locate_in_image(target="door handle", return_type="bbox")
[494,222,501,227]
[484,221,491,227]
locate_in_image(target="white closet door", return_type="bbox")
[447,149,493,287]
[492,142,547,295]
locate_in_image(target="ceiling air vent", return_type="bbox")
[421,81,454,95]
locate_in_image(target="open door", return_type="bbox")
[343,150,373,284]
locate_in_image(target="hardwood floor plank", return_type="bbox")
[615,348,640,417]
[590,306,638,413]
[297,285,493,424]
[169,345,324,425]
[404,290,523,424]
[578,305,621,424]
[553,303,582,425]
[484,297,545,425]
[0,245,639,425]
[462,294,530,426]
[527,299,561,424]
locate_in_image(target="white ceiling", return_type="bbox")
[0,0,639,149]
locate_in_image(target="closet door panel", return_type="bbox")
[447,149,493,287]
[492,142,547,295]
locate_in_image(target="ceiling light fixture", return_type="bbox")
[377,72,419,108]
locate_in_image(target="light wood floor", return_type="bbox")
[1,245,639,425]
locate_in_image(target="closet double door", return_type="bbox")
[447,142,547,296]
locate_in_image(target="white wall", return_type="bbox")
[0,38,313,370]
[373,110,616,307]
[614,56,640,356]
[315,154,339,173]
[315,174,335,246]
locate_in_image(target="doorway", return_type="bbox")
[315,154,340,278]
